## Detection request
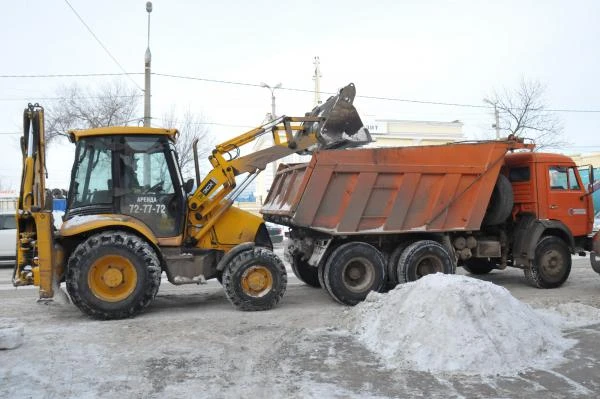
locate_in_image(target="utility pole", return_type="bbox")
[313,56,322,106]
[144,1,152,127]
[143,2,153,188]
[484,99,501,139]
[493,104,500,139]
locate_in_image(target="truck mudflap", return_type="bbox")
[591,232,600,274]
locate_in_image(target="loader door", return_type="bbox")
[546,165,590,236]
[116,136,186,238]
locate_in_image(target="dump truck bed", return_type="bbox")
[261,141,526,235]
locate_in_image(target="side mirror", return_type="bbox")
[183,179,194,194]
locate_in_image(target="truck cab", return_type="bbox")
[505,152,595,246]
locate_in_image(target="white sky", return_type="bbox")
[1,0,599,190]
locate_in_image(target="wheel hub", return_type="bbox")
[241,266,273,297]
[103,268,124,288]
[342,258,374,292]
[88,255,138,302]
[416,256,442,278]
[542,250,562,276]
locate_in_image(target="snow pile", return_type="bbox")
[346,273,574,375]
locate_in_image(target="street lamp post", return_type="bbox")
[260,82,282,120]
[260,82,282,198]
[144,1,153,128]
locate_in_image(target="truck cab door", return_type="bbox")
[546,165,590,236]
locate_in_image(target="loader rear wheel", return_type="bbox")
[290,255,320,288]
[524,236,571,288]
[462,258,495,275]
[398,240,455,283]
[223,247,287,311]
[66,231,161,320]
[323,242,386,306]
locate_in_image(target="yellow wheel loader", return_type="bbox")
[13,84,371,319]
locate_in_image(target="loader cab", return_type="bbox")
[66,129,186,238]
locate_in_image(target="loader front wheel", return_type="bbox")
[323,242,386,306]
[66,231,161,320]
[223,247,287,311]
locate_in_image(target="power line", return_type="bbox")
[0,95,143,102]
[152,72,600,114]
[63,0,142,91]
[2,70,600,113]
[0,73,141,79]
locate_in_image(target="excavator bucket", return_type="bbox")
[305,83,372,150]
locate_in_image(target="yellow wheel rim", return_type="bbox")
[240,266,273,297]
[88,255,138,302]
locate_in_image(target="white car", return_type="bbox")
[594,211,600,233]
[0,212,16,266]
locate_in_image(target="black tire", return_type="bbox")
[323,242,386,306]
[482,174,513,226]
[387,240,416,286]
[398,240,455,283]
[290,255,320,288]
[223,247,287,311]
[318,258,326,290]
[66,231,161,320]
[462,258,495,275]
[524,236,571,288]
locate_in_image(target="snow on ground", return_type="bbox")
[344,273,578,376]
[537,302,600,329]
[0,318,24,349]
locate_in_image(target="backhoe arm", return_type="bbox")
[13,104,61,299]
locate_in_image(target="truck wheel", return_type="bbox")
[462,258,495,275]
[482,174,513,226]
[397,240,455,283]
[66,231,161,320]
[524,236,571,288]
[387,240,416,287]
[323,242,386,305]
[223,247,287,311]
[290,255,320,288]
[318,260,326,290]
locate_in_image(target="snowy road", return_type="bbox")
[1,250,600,398]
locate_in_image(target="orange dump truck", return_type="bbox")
[261,138,599,305]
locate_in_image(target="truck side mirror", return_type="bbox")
[183,179,194,194]
[590,165,595,186]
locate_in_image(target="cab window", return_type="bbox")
[69,137,113,207]
[568,168,581,190]
[549,166,581,191]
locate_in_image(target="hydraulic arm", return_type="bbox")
[13,104,61,298]
[186,83,371,243]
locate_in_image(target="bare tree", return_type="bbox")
[485,79,565,150]
[45,81,140,144]
[162,107,215,179]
